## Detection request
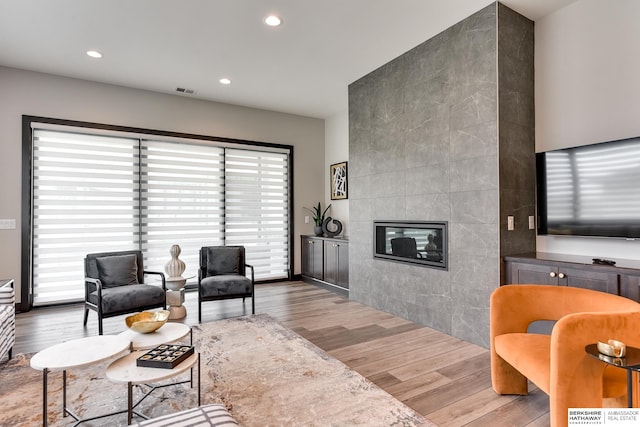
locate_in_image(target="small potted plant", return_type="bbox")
[304,202,331,236]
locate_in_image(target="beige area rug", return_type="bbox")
[0,314,433,426]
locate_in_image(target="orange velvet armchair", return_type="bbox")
[490,284,640,427]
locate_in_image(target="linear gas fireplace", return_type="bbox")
[373,221,448,270]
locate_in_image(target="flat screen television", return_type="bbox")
[536,136,640,239]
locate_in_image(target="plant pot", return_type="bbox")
[314,225,323,236]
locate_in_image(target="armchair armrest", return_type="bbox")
[144,270,166,291]
[245,264,255,283]
[84,277,103,295]
[550,311,640,421]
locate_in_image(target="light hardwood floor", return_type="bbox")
[13,281,550,426]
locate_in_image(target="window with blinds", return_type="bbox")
[31,127,291,306]
[33,130,140,304]
[225,149,290,280]
[140,140,225,280]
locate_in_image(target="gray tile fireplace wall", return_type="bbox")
[348,2,535,348]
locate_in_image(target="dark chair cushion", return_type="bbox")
[200,275,252,298]
[206,247,241,276]
[96,254,139,288]
[391,237,420,258]
[88,284,165,314]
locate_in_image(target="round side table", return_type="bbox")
[586,343,640,408]
[106,350,200,424]
[165,276,193,320]
[30,335,131,426]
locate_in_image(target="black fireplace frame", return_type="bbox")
[373,221,448,270]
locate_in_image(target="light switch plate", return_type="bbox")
[507,216,514,231]
[0,219,16,229]
[529,216,535,230]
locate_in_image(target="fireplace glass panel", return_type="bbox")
[373,221,447,270]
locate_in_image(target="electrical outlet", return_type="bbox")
[304,215,310,224]
[529,216,535,230]
[0,219,16,230]
[507,216,514,231]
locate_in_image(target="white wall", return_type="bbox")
[535,0,640,260]
[0,66,325,303]
[323,109,350,236]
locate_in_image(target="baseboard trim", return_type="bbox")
[301,276,349,297]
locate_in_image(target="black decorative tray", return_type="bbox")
[136,344,194,369]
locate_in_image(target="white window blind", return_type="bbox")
[225,149,290,280]
[140,140,225,279]
[33,130,139,304]
[31,127,291,305]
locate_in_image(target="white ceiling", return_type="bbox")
[0,0,577,119]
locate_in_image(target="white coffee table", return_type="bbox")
[106,350,200,424]
[30,335,131,426]
[118,322,191,350]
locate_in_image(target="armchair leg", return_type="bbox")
[98,315,103,336]
[8,347,12,360]
[252,296,255,314]
[83,307,89,326]
[198,298,202,323]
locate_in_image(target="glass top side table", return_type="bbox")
[585,343,640,408]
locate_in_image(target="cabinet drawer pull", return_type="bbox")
[549,272,557,278]
[558,273,566,279]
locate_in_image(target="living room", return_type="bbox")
[2,1,640,426]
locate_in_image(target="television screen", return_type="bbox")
[537,136,640,238]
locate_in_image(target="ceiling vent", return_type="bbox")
[175,87,197,95]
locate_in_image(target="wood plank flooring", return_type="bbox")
[12,281,550,426]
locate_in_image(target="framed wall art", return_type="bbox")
[330,161,348,200]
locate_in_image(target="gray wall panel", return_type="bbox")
[348,2,534,347]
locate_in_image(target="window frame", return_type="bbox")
[21,115,294,311]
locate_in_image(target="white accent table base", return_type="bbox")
[166,288,186,320]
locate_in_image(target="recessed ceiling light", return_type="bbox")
[264,15,282,27]
[86,50,103,59]
[219,78,232,85]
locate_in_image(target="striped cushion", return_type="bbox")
[0,281,14,361]
[0,284,14,305]
[131,404,238,427]
[0,306,15,362]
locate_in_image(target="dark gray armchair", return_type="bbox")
[84,250,166,335]
[198,246,255,322]
[391,237,423,259]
